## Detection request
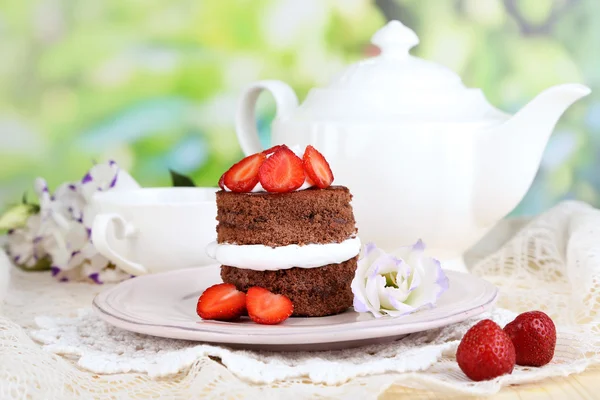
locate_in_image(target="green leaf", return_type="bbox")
[169,169,196,187]
[14,255,52,272]
[0,204,39,230]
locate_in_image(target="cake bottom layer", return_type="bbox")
[220,257,358,317]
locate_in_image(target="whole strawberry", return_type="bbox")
[456,319,516,381]
[503,311,556,367]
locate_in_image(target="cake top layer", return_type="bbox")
[216,186,357,247]
[218,145,334,194]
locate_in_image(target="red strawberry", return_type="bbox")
[246,286,294,325]
[196,283,247,321]
[456,319,516,381]
[262,144,284,155]
[504,311,556,367]
[305,175,315,186]
[258,146,305,192]
[223,153,266,192]
[218,173,225,190]
[302,145,334,189]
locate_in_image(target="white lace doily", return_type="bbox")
[2,200,600,399]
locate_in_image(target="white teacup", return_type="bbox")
[91,187,218,276]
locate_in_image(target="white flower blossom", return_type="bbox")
[79,160,140,202]
[351,240,449,318]
[5,161,140,283]
[6,214,47,268]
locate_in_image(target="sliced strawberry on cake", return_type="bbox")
[302,145,334,189]
[258,146,305,192]
[222,152,266,192]
[262,144,285,155]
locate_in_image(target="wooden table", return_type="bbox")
[380,366,599,399]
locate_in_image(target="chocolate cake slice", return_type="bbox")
[213,186,360,317]
[216,186,356,246]
[221,258,357,317]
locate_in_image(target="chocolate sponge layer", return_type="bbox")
[216,186,357,246]
[220,257,358,317]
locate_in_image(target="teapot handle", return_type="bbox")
[235,80,298,155]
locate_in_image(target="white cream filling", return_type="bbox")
[224,179,312,193]
[206,237,361,271]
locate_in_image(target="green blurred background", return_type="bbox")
[0,0,598,216]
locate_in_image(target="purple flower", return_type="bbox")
[109,173,118,188]
[6,161,140,283]
[78,161,140,201]
[81,173,92,184]
[89,273,103,284]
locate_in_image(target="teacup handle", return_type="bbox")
[91,213,148,276]
[235,80,299,155]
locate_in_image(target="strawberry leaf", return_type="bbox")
[169,170,196,187]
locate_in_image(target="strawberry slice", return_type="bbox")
[262,144,284,155]
[218,173,225,190]
[246,286,294,325]
[258,146,305,192]
[223,153,266,192]
[196,283,247,321]
[302,145,334,189]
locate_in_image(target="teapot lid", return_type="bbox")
[298,20,507,124]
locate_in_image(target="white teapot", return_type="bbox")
[234,20,590,272]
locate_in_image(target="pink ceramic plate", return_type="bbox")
[93,264,498,350]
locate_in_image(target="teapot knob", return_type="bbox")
[371,20,419,58]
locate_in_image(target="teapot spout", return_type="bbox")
[474,83,591,227]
